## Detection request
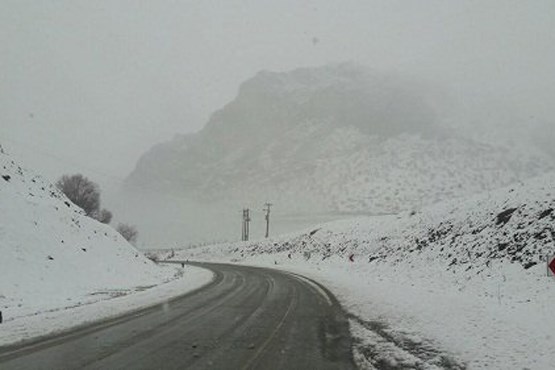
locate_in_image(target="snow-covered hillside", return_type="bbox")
[232,172,555,274]
[175,173,555,369]
[0,146,210,335]
[124,63,552,216]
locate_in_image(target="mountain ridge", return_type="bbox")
[124,63,553,217]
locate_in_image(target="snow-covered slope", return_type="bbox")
[235,172,555,273]
[176,172,555,369]
[0,146,178,321]
[124,63,552,216]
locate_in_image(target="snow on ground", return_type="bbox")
[173,173,555,369]
[0,267,211,347]
[0,146,213,346]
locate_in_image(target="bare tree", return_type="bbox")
[117,223,138,245]
[56,174,100,216]
[92,208,113,224]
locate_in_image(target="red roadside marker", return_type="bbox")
[548,256,555,276]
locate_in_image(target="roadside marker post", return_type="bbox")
[548,255,555,278]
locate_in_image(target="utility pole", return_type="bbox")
[245,208,250,241]
[263,203,272,238]
[242,208,251,241]
[241,209,246,241]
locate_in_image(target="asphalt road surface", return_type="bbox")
[0,262,356,370]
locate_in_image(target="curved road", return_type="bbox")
[0,262,356,369]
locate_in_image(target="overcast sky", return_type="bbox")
[1,0,554,190]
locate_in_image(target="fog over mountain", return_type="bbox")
[4,2,553,246]
[120,63,553,245]
[2,3,555,366]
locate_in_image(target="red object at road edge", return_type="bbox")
[549,257,555,276]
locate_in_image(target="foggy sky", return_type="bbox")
[1,0,554,191]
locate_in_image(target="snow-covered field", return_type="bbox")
[0,147,213,346]
[173,173,555,369]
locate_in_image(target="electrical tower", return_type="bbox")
[263,203,272,238]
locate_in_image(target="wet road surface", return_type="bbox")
[0,262,356,369]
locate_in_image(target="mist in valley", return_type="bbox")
[1,1,554,247]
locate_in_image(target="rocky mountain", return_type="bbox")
[124,63,552,216]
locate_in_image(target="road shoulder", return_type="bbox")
[0,265,213,349]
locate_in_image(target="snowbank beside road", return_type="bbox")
[175,173,555,369]
[0,147,213,346]
[0,266,212,347]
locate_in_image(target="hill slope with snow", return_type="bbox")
[124,63,552,216]
[177,172,555,369]
[0,146,178,321]
[234,172,555,274]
